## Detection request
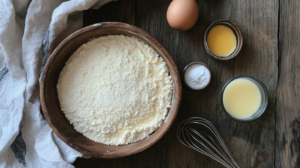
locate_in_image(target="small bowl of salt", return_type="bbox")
[183,62,211,90]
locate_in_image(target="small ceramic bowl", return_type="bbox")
[204,20,243,61]
[183,62,211,90]
[220,76,268,122]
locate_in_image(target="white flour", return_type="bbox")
[184,64,210,89]
[57,35,172,145]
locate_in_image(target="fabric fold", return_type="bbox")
[0,0,114,167]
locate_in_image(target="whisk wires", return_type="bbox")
[177,117,240,168]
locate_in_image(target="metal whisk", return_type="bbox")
[177,117,240,168]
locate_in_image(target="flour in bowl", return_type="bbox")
[57,35,172,145]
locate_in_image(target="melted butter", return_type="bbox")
[207,25,237,57]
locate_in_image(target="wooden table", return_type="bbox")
[74,0,299,167]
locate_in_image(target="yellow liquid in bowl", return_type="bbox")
[207,25,237,57]
[223,78,261,119]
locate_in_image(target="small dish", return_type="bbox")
[220,75,268,121]
[183,62,211,90]
[204,20,243,61]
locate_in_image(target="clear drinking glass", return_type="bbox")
[220,75,268,121]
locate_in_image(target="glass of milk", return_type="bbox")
[220,76,268,121]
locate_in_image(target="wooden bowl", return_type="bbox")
[40,22,182,158]
[204,20,243,61]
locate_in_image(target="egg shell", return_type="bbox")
[166,0,199,31]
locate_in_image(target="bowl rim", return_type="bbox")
[40,22,182,158]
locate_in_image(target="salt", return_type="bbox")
[184,64,211,90]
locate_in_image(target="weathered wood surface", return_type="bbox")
[74,0,289,167]
[276,1,300,168]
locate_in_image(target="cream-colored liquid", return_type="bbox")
[223,78,261,119]
[207,25,237,57]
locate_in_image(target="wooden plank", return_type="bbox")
[132,0,278,167]
[83,0,135,26]
[276,1,300,167]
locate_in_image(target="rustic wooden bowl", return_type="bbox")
[40,22,182,158]
[204,20,243,61]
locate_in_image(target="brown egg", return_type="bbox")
[166,0,199,31]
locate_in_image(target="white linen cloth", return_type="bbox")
[0,0,113,167]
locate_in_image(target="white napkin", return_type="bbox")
[0,0,114,167]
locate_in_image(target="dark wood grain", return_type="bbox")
[75,0,281,167]
[276,0,300,167]
[83,0,135,26]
